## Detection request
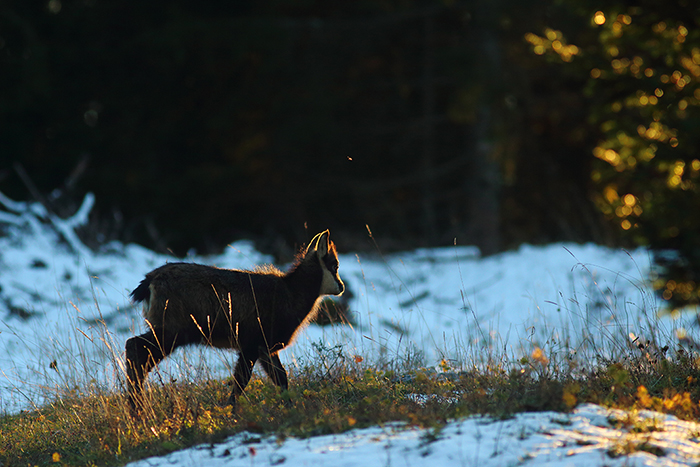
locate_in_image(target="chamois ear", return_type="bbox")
[316,230,330,256]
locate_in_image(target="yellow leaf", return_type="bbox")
[531,347,549,365]
[637,385,652,408]
[563,391,577,409]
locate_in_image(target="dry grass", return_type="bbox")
[2,333,700,466]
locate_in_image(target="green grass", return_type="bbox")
[2,337,700,466]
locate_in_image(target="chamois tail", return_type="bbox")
[130,276,152,303]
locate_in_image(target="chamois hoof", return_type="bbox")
[126,396,141,418]
[225,395,238,411]
[279,389,293,408]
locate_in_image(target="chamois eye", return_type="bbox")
[327,260,338,273]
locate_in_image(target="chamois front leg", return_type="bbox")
[260,350,292,407]
[227,349,257,409]
[259,351,289,390]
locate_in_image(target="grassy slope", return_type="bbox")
[2,340,700,467]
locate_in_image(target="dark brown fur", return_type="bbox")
[125,231,343,412]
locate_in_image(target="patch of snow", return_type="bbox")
[126,404,700,467]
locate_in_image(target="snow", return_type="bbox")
[127,404,700,467]
[1,193,699,466]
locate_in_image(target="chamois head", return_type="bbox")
[306,230,344,296]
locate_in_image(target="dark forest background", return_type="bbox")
[2,0,700,308]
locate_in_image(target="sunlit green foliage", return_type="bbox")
[527,2,700,310]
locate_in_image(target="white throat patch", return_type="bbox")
[319,256,343,296]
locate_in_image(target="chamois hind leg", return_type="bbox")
[227,349,257,409]
[125,326,198,413]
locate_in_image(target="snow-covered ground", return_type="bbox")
[1,192,700,466]
[127,404,700,467]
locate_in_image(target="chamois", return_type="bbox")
[125,230,344,412]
